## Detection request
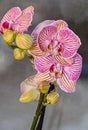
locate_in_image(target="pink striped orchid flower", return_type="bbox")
[0,6,34,34]
[34,53,82,93]
[31,20,81,59]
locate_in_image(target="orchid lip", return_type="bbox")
[55,72,62,78]
[49,64,62,79]
[47,38,63,56]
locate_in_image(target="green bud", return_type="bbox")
[13,48,25,60]
[37,81,50,94]
[16,34,33,49]
[3,30,16,43]
[46,92,59,105]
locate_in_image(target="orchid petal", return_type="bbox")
[12,6,34,33]
[54,55,73,65]
[19,89,40,103]
[31,20,55,39]
[38,25,57,51]
[20,75,40,103]
[20,75,38,94]
[64,54,82,80]
[34,71,55,83]
[57,73,76,93]
[51,20,68,30]
[28,43,47,56]
[22,6,34,15]
[59,29,81,58]
[1,7,22,24]
[34,55,55,73]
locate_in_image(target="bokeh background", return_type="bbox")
[0,0,88,130]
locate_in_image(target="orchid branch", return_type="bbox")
[30,93,45,130]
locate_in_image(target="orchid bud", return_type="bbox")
[37,81,50,94]
[46,92,59,105]
[13,48,25,60]
[16,34,33,49]
[19,89,40,103]
[3,30,16,43]
[53,81,58,88]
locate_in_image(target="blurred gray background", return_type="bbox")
[0,0,88,130]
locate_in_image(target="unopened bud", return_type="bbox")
[3,30,16,43]
[37,81,50,94]
[16,34,33,49]
[13,48,25,60]
[19,89,40,103]
[53,81,58,88]
[46,92,59,105]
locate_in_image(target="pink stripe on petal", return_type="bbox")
[38,26,57,51]
[57,73,76,93]
[1,7,22,24]
[64,54,82,81]
[28,43,47,56]
[59,29,81,58]
[34,71,55,83]
[34,55,55,72]
[54,55,73,65]
[31,20,55,39]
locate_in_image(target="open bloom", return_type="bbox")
[34,53,82,93]
[31,20,81,59]
[0,6,34,34]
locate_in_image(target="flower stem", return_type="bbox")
[30,93,45,130]
[36,106,46,130]
[30,83,55,130]
[35,83,55,130]
[36,83,55,130]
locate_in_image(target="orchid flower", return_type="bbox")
[0,6,34,34]
[34,53,82,93]
[31,20,81,59]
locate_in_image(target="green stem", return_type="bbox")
[36,83,55,130]
[36,106,46,130]
[30,93,45,130]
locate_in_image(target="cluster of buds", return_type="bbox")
[37,81,59,105]
[3,28,33,60]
